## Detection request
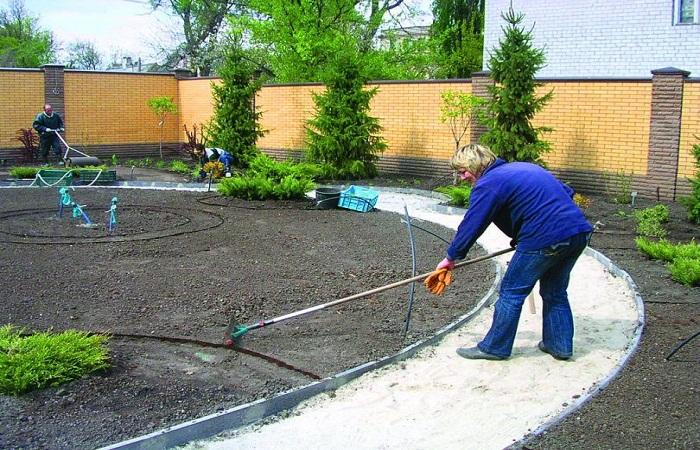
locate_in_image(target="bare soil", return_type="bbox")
[0,184,494,450]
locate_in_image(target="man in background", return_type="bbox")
[32,104,64,165]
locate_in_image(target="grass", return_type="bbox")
[0,325,110,395]
[9,166,39,179]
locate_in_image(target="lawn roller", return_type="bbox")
[224,247,514,347]
[53,130,102,167]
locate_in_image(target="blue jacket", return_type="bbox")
[446,159,592,260]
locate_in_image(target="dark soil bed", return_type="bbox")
[0,186,494,449]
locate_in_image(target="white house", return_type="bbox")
[483,0,700,77]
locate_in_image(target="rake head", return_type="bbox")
[223,324,249,348]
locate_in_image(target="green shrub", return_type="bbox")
[208,46,264,168]
[305,55,386,179]
[9,167,39,179]
[169,160,191,174]
[155,159,167,169]
[0,325,110,395]
[603,169,634,204]
[636,238,700,287]
[479,7,552,163]
[435,183,472,207]
[680,141,700,224]
[668,258,700,286]
[634,204,669,238]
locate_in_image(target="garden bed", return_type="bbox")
[0,187,494,449]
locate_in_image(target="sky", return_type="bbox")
[24,0,179,65]
[18,0,433,68]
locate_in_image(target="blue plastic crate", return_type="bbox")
[338,185,379,212]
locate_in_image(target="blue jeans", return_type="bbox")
[478,232,591,358]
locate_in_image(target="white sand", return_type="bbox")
[186,190,641,450]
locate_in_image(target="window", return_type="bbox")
[677,0,698,24]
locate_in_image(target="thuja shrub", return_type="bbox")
[636,238,700,286]
[479,7,552,163]
[306,56,386,179]
[435,183,472,207]
[208,46,264,169]
[634,204,669,238]
[680,141,700,224]
[0,325,110,395]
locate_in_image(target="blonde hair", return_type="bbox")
[450,144,497,175]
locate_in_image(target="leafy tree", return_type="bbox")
[0,0,55,67]
[480,7,552,163]
[241,0,414,82]
[150,0,244,75]
[147,96,178,159]
[305,55,387,179]
[431,0,485,79]
[66,40,102,70]
[208,45,264,168]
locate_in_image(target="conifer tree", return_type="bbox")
[480,7,552,163]
[208,46,264,168]
[305,56,386,178]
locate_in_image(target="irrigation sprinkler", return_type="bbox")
[106,197,118,234]
[71,202,93,226]
[57,187,73,218]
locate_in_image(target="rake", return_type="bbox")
[224,247,514,347]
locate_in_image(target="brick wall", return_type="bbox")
[484,0,700,78]
[537,81,652,173]
[0,69,44,155]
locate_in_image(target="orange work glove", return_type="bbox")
[424,268,453,295]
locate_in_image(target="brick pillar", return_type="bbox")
[643,67,690,201]
[470,70,493,144]
[40,64,65,119]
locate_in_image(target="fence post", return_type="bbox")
[643,67,690,201]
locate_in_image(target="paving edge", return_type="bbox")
[507,247,646,449]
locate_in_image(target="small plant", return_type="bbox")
[435,183,472,207]
[680,139,700,224]
[147,96,178,160]
[169,160,190,174]
[573,193,591,209]
[15,128,39,163]
[183,124,207,162]
[0,325,110,395]
[155,159,167,169]
[439,90,485,151]
[9,166,39,179]
[634,204,669,238]
[668,258,700,286]
[203,161,224,179]
[603,169,633,204]
[636,238,700,286]
[111,154,119,166]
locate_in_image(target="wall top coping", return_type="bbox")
[176,76,658,86]
[651,67,691,76]
[0,67,42,73]
[64,69,174,77]
[39,64,65,69]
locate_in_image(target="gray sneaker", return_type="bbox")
[538,341,571,361]
[456,346,506,361]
